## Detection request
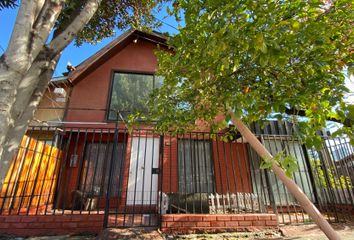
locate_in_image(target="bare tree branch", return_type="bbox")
[5,1,38,72]
[48,0,102,55]
[30,0,64,58]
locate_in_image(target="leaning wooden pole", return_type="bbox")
[230,113,340,240]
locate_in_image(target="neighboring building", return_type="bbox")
[32,76,71,127]
[0,29,352,237]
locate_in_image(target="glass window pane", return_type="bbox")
[108,73,154,120]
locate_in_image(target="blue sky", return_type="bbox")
[0,5,179,76]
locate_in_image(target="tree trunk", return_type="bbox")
[0,0,101,188]
[230,113,340,240]
[0,55,58,188]
[0,60,26,166]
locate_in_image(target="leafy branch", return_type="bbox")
[260,151,298,178]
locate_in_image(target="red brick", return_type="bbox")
[53,215,72,222]
[231,215,244,221]
[210,221,225,227]
[266,220,278,226]
[10,222,28,228]
[42,222,61,228]
[5,216,22,223]
[258,215,272,220]
[92,221,103,227]
[160,222,167,228]
[271,215,278,221]
[216,216,231,221]
[173,215,189,221]
[225,221,239,227]
[21,216,38,222]
[244,215,258,221]
[0,223,10,229]
[183,222,197,227]
[62,222,77,228]
[5,228,33,236]
[188,216,203,221]
[239,221,252,226]
[162,215,174,221]
[37,216,56,222]
[28,223,45,229]
[252,220,266,226]
[71,215,85,222]
[87,215,104,221]
[196,222,210,227]
[204,216,216,221]
[167,221,182,227]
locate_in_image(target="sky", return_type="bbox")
[0,4,179,77]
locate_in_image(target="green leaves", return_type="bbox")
[255,33,267,53]
[0,0,16,10]
[260,156,273,170]
[57,1,167,46]
[146,0,354,145]
[260,152,298,178]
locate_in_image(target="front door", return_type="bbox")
[126,137,160,206]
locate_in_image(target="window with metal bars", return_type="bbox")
[80,142,125,197]
[177,139,214,194]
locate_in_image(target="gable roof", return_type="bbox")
[68,29,168,83]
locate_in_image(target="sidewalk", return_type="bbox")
[1,221,353,239]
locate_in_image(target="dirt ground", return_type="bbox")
[1,221,354,239]
[163,221,354,239]
[97,221,354,239]
[278,221,354,240]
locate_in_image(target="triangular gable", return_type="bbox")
[68,29,168,84]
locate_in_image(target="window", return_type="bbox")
[80,142,125,197]
[178,139,214,193]
[108,72,163,120]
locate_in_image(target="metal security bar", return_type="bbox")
[0,121,353,228]
[249,121,354,224]
[160,132,266,215]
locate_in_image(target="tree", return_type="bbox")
[0,0,165,190]
[147,0,353,239]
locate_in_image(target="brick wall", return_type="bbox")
[0,214,104,237]
[161,214,278,233]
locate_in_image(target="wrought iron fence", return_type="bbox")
[0,121,353,227]
[250,121,354,224]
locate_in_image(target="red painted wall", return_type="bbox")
[212,141,252,193]
[65,39,160,128]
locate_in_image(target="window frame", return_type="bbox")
[106,70,162,122]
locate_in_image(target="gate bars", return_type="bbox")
[0,123,353,227]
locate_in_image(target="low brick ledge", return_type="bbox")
[0,214,104,237]
[161,214,278,233]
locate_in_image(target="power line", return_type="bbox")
[152,13,179,31]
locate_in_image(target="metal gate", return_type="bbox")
[103,129,163,228]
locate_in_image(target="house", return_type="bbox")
[0,29,353,237]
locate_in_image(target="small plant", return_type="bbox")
[310,159,352,189]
